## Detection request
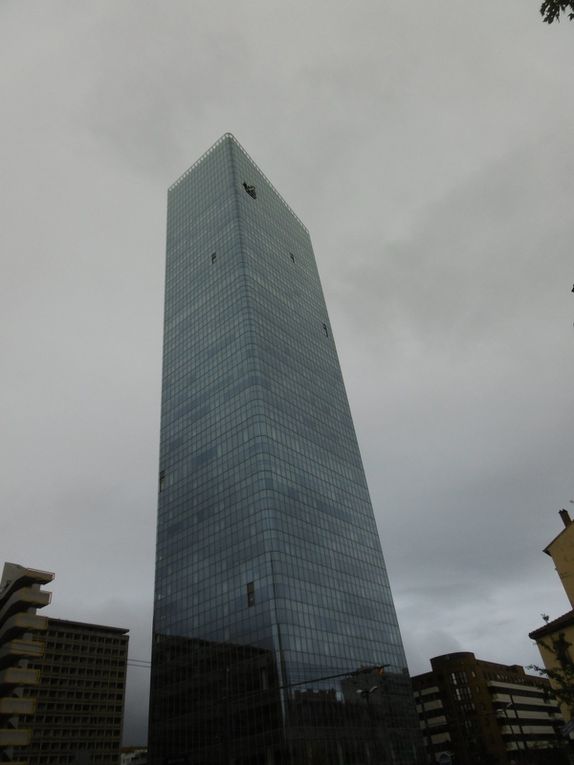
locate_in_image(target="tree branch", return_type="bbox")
[540,1,574,23]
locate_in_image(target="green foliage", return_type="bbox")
[530,660,574,711]
[540,1,574,23]
[529,631,574,713]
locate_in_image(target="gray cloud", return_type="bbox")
[2,0,573,745]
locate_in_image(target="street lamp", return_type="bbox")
[498,694,528,761]
[352,666,395,765]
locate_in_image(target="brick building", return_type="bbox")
[412,652,567,764]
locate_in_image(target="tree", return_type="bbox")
[529,616,574,715]
[540,1,574,23]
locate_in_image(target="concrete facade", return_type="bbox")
[22,618,129,765]
[0,562,54,763]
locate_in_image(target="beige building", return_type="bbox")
[529,508,574,723]
[0,562,54,763]
[544,509,574,607]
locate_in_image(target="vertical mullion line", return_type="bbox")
[227,136,289,705]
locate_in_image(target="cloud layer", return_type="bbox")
[1,0,573,745]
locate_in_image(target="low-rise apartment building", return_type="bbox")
[412,652,567,764]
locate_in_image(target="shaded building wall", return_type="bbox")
[545,510,574,609]
[532,618,574,723]
[530,510,574,724]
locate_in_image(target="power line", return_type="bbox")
[127,658,151,669]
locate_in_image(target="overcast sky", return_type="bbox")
[1,0,573,746]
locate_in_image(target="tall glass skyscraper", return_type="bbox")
[149,134,422,765]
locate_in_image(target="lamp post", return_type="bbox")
[499,694,528,764]
[354,666,393,765]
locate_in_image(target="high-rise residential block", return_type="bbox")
[22,618,128,765]
[149,134,422,764]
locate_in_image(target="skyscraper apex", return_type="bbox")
[150,135,422,764]
[169,133,309,234]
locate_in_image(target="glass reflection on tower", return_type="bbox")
[149,134,423,764]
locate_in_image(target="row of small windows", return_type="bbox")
[42,650,126,662]
[28,757,117,764]
[30,724,121,735]
[36,682,124,694]
[37,691,122,703]
[29,740,119,751]
[46,634,126,646]
[28,759,116,765]
[37,664,125,677]
[37,709,123,720]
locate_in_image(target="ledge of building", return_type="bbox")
[48,617,129,635]
[529,609,574,640]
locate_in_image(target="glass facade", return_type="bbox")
[149,134,423,764]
